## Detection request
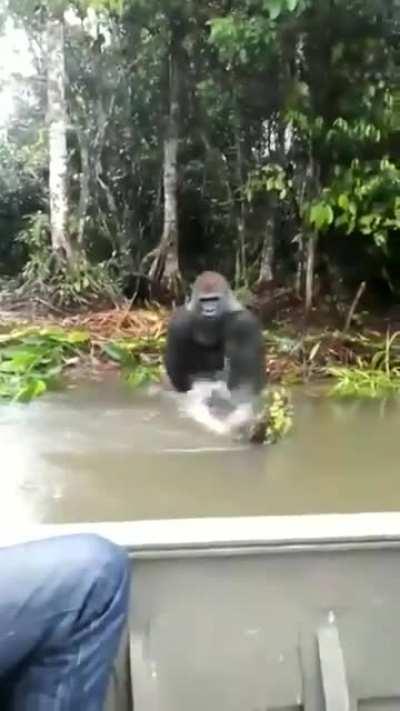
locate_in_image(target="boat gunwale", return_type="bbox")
[2,512,400,556]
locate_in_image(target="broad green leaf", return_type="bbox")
[45,329,89,345]
[101,342,129,363]
[125,367,148,388]
[0,352,42,373]
[124,364,160,388]
[348,201,357,217]
[14,378,47,403]
[265,0,283,20]
[309,203,334,231]
[338,194,349,210]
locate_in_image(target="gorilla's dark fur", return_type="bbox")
[165,271,265,394]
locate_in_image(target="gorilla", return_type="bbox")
[164,271,265,398]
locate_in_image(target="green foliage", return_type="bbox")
[318,159,400,247]
[87,0,125,10]
[17,213,119,306]
[328,331,400,398]
[101,341,130,364]
[246,164,289,201]
[249,386,293,444]
[49,259,118,307]
[326,117,382,146]
[209,0,307,64]
[0,328,89,402]
[17,211,50,276]
[101,337,162,387]
[328,366,400,399]
[247,151,400,257]
[3,0,400,302]
[0,324,165,403]
[124,363,161,387]
[101,336,164,362]
[209,14,276,64]
[308,202,334,232]
[264,387,293,442]
[0,142,44,213]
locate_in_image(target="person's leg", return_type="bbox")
[0,534,130,710]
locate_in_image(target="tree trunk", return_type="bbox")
[77,133,90,246]
[93,94,119,246]
[303,155,320,314]
[46,13,72,260]
[234,120,247,288]
[305,232,317,315]
[159,128,179,278]
[295,233,304,298]
[235,214,246,289]
[148,36,181,295]
[258,208,275,284]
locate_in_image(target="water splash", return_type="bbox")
[180,380,253,437]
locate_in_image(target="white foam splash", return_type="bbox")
[180,380,253,437]
[180,381,229,435]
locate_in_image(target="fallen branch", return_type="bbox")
[34,297,67,316]
[343,281,366,333]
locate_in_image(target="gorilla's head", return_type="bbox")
[188,271,241,318]
[187,271,242,347]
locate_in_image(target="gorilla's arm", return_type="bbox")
[165,309,194,392]
[225,310,265,395]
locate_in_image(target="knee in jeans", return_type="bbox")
[76,533,128,575]
[64,534,129,594]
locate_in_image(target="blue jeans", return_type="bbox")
[0,534,130,710]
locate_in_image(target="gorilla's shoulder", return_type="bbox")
[167,306,194,337]
[228,307,262,329]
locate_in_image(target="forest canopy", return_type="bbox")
[1,0,400,312]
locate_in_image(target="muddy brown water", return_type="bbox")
[1,375,400,524]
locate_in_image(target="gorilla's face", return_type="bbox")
[187,271,242,346]
[197,293,224,319]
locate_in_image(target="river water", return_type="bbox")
[1,376,400,525]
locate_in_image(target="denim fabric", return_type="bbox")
[0,534,130,710]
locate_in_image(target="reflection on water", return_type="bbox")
[1,376,400,524]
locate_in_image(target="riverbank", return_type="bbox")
[1,298,400,402]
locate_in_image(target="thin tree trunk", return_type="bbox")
[343,281,366,333]
[234,120,247,287]
[305,232,317,315]
[258,207,275,283]
[238,212,246,284]
[47,13,71,260]
[303,154,320,314]
[148,38,181,291]
[295,233,304,298]
[234,247,241,289]
[77,134,90,245]
[160,125,179,278]
[235,215,246,289]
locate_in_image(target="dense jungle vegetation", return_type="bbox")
[1,0,400,319]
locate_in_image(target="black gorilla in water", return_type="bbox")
[165,271,265,395]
